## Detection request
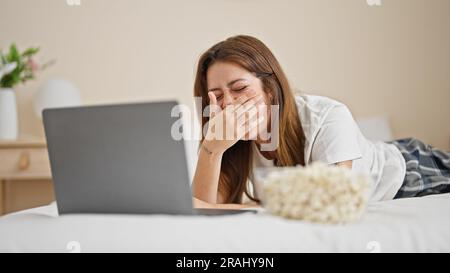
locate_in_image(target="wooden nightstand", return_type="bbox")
[0,137,54,215]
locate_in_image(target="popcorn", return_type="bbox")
[260,162,371,224]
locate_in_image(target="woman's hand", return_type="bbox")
[202,90,265,154]
[192,91,266,204]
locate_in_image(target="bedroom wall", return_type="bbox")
[1,0,449,150]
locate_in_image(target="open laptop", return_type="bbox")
[43,100,256,216]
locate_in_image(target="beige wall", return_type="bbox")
[1,0,449,149]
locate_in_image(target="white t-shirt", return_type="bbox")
[249,94,406,202]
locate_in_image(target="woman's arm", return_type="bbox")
[336,160,353,169]
[191,140,224,203]
[193,197,260,209]
[191,91,262,204]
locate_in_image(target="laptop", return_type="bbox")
[43,100,256,216]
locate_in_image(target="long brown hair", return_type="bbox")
[194,35,305,204]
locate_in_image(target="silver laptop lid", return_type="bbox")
[43,101,194,215]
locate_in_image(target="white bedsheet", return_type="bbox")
[1,194,450,253]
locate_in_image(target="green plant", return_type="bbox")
[0,43,53,88]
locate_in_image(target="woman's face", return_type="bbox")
[206,61,271,141]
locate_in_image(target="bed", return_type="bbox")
[1,193,449,253]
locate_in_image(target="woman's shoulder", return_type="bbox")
[294,93,361,165]
[294,93,348,126]
[294,93,345,112]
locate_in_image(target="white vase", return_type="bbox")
[0,88,19,140]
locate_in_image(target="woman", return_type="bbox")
[191,35,450,209]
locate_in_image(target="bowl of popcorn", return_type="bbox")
[253,162,372,224]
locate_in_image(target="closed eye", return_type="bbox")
[233,86,248,92]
